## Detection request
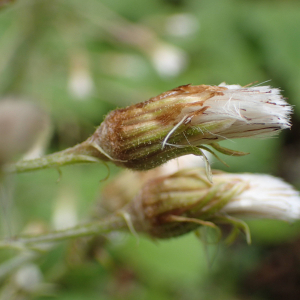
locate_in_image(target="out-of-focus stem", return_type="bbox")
[0,214,127,249]
[0,251,37,280]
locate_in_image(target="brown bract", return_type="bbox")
[86,85,226,169]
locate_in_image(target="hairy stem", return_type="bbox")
[4,142,108,174]
[0,214,128,249]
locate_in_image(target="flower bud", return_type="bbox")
[123,169,300,241]
[8,83,291,176]
[85,83,291,171]
[127,168,247,239]
[68,52,94,100]
[96,155,206,217]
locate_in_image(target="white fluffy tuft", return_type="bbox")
[220,173,300,221]
[188,84,292,140]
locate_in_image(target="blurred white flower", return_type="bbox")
[165,13,200,37]
[100,52,148,79]
[0,99,50,165]
[68,53,94,100]
[14,263,43,292]
[52,188,78,230]
[150,43,188,78]
[68,70,94,99]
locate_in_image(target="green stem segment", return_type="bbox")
[4,142,107,174]
[0,214,127,249]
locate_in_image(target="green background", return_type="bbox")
[1,0,300,299]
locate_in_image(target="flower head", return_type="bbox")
[10,83,291,177]
[97,155,206,217]
[84,83,291,172]
[120,168,300,242]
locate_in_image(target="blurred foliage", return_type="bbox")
[1,0,300,299]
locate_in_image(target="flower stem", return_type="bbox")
[4,142,107,174]
[0,214,128,249]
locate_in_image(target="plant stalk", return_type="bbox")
[0,214,128,249]
[4,142,108,174]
